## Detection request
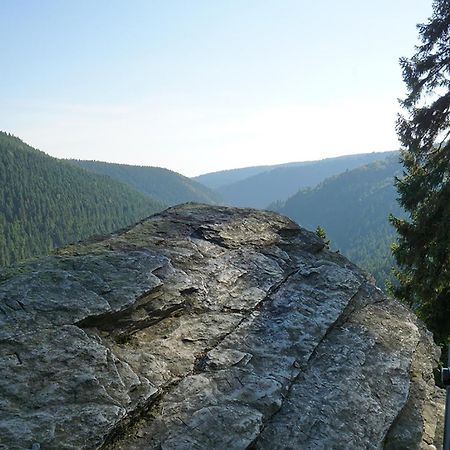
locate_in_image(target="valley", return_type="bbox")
[195,151,403,288]
[0,131,403,290]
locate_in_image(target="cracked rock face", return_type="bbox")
[0,204,445,450]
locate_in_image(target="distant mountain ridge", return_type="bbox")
[71,160,222,206]
[193,161,309,190]
[271,154,405,286]
[0,132,164,266]
[194,151,398,208]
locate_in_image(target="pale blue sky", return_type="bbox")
[0,0,432,176]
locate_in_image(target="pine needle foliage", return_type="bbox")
[391,0,450,347]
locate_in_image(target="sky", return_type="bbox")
[0,0,433,176]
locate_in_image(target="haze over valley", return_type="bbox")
[0,1,430,287]
[0,130,402,290]
[1,1,448,449]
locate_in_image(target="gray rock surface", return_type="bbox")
[0,204,445,450]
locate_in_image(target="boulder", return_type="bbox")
[0,204,445,449]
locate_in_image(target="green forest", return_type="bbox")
[272,156,405,287]
[0,132,165,266]
[71,159,221,206]
[201,151,397,208]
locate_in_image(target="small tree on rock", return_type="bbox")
[315,225,330,249]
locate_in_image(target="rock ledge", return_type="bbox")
[0,204,444,450]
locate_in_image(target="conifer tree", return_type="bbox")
[315,225,330,249]
[391,0,450,346]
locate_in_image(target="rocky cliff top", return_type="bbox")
[0,204,445,449]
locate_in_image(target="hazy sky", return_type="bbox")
[1,0,432,176]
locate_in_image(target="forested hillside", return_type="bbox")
[0,132,164,266]
[272,156,405,287]
[72,160,221,206]
[207,151,397,208]
[192,162,307,189]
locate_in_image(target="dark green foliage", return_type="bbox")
[391,0,450,347]
[0,132,165,267]
[72,160,222,206]
[207,151,398,208]
[272,156,404,288]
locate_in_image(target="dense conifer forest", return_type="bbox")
[71,160,221,206]
[272,156,405,287]
[0,132,165,266]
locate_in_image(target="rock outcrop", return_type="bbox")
[0,204,445,450]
